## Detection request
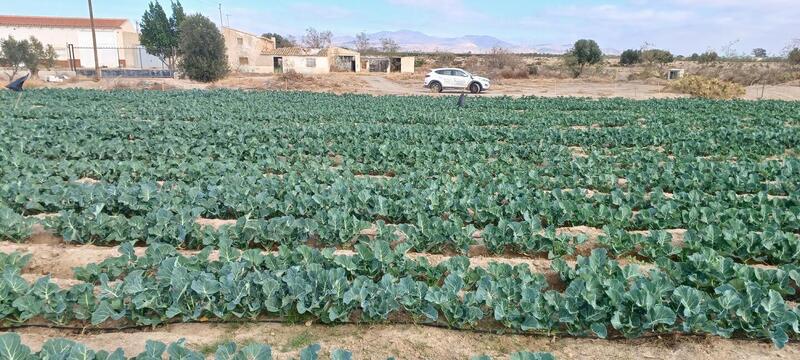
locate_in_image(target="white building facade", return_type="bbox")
[0,15,141,68]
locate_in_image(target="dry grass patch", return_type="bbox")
[664,76,745,99]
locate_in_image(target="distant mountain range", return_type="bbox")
[329,30,621,55]
[332,30,516,53]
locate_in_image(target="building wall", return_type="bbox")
[284,56,329,74]
[0,24,137,68]
[223,27,277,73]
[400,56,415,73]
[254,55,330,74]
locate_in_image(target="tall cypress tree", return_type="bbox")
[140,1,184,69]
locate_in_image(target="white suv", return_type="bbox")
[424,68,490,93]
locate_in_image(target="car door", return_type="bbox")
[451,70,471,88]
[435,70,454,88]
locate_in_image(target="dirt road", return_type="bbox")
[34,73,800,101]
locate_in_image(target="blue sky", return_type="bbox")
[4,0,798,54]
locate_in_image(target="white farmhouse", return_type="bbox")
[0,15,140,68]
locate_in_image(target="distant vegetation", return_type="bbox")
[262,33,296,48]
[301,27,333,48]
[619,49,642,66]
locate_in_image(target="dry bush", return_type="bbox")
[276,70,308,83]
[535,64,570,79]
[486,47,524,69]
[109,79,177,91]
[498,68,529,79]
[664,75,745,99]
[485,47,529,79]
[462,56,481,72]
[627,66,663,81]
[691,62,800,86]
[433,51,456,67]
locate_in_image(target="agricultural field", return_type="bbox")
[1,89,799,359]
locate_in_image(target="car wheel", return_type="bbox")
[430,82,442,93]
[469,82,481,94]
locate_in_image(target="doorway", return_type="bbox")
[273,57,283,74]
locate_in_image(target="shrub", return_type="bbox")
[698,51,719,64]
[486,46,524,69]
[499,68,529,79]
[642,49,674,65]
[619,49,642,66]
[752,48,767,58]
[433,51,455,67]
[485,46,527,78]
[178,14,228,82]
[43,44,57,70]
[665,75,745,99]
[789,48,800,66]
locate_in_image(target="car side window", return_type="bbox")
[435,70,448,75]
[453,70,466,77]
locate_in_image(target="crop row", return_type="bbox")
[2,238,798,347]
[0,333,555,360]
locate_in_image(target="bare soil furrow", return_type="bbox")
[11,322,796,360]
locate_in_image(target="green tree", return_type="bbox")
[642,49,674,65]
[1,36,29,80]
[178,14,228,82]
[140,1,184,69]
[788,48,800,66]
[565,39,603,77]
[170,0,185,33]
[752,48,767,58]
[0,36,49,79]
[24,36,45,75]
[43,45,58,70]
[261,33,295,48]
[698,51,719,64]
[619,49,642,66]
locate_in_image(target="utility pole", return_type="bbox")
[218,3,224,29]
[88,0,101,81]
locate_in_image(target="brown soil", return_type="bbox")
[568,146,588,158]
[1,224,788,359]
[12,322,796,360]
[36,73,800,101]
[73,177,101,185]
[195,218,237,230]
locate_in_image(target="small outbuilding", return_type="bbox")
[257,47,361,74]
[667,69,685,80]
[362,56,415,73]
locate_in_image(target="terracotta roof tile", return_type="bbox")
[261,47,320,56]
[0,15,128,29]
[261,47,360,57]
